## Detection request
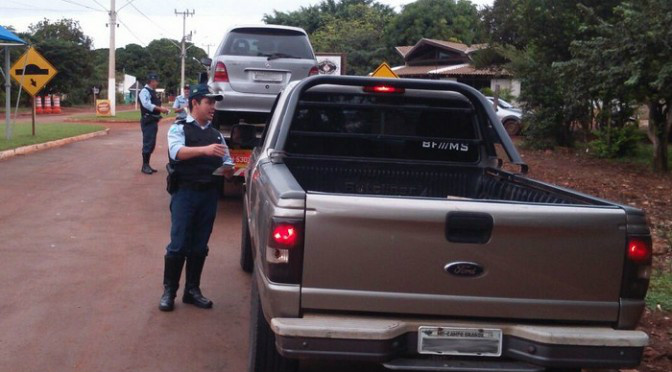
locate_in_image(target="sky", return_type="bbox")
[3,0,494,54]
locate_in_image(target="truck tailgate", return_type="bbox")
[300,193,627,322]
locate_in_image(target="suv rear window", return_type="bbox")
[286,92,481,163]
[219,28,314,59]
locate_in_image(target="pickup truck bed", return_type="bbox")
[243,76,652,372]
[285,157,596,204]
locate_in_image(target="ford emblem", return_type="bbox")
[444,262,485,277]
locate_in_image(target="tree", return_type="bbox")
[117,43,155,83]
[310,3,393,75]
[264,0,395,75]
[117,40,207,95]
[481,0,624,148]
[264,0,394,34]
[384,0,484,48]
[566,0,672,172]
[23,19,95,104]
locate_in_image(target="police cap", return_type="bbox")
[147,72,159,81]
[189,83,223,101]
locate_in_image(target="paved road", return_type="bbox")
[0,121,389,372]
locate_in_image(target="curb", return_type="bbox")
[0,128,110,161]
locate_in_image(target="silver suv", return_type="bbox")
[205,25,318,129]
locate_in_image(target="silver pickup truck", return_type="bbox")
[240,76,652,372]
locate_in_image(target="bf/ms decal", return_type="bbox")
[422,141,469,152]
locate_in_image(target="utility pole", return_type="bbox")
[108,0,117,116]
[204,43,216,57]
[175,9,195,97]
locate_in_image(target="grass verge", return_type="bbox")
[0,122,105,151]
[70,110,175,122]
[646,270,672,311]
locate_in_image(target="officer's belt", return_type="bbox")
[178,181,216,191]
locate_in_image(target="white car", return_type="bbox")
[486,97,522,136]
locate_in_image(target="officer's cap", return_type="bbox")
[147,72,159,81]
[189,83,223,101]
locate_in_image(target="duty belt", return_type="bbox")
[178,182,216,191]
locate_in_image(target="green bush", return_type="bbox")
[589,124,642,158]
[522,108,567,149]
[480,87,494,96]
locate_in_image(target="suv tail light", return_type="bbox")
[309,66,319,76]
[363,85,405,94]
[214,62,229,82]
[265,218,304,284]
[620,236,652,300]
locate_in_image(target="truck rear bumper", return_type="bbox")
[271,315,647,369]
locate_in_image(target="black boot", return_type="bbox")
[183,255,213,309]
[159,255,185,311]
[141,153,155,174]
[146,153,157,173]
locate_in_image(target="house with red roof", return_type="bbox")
[392,38,520,97]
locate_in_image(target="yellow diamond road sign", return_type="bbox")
[9,47,58,97]
[371,62,399,78]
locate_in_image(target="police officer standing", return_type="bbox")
[138,72,170,175]
[172,84,190,121]
[159,83,234,312]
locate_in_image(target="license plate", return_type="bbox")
[253,71,283,82]
[229,149,252,173]
[418,327,502,357]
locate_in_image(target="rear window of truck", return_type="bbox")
[285,92,480,163]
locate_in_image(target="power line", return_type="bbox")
[129,3,170,35]
[128,3,181,48]
[91,0,108,12]
[117,0,135,11]
[0,6,93,12]
[58,0,105,12]
[117,15,146,46]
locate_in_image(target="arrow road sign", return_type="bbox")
[9,47,58,97]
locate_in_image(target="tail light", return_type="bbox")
[363,85,405,94]
[620,236,652,300]
[309,66,319,76]
[265,218,304,284]
[214,62,229,82]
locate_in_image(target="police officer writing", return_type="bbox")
[138,72,170,175]
[159,83,234,312]
[172,84,190,121]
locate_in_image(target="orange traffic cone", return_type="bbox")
[36,96,43,115]
[43,95,52,114]
[52,95,62,114]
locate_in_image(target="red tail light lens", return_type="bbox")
[309,66,319,76]
[619,235,652,307]
[272,224,298,247]
[627,238,651,263]
[266,218,304,284]
[363,85,405,94]
[214,62,229,82]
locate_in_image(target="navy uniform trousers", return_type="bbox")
[166,186,219,257]
[140,115,159,155]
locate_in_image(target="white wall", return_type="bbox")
[490,79,521,97]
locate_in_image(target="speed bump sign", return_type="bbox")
[10,47,58,97]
